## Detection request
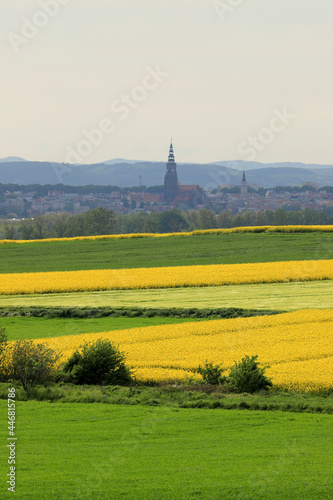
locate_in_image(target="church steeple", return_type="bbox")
[168,141,175,163]
[164,140,178,202]
[241,170,248,196]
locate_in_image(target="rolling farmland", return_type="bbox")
[1,229,333,390]
[1,227,332,499]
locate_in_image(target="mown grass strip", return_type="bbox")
[0,280,332,311]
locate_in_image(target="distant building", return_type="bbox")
[164,141,178,202]
[241,171,248,196]
[163,141,205,207]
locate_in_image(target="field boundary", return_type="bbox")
[0,306,280,319]
[2,224,333,244]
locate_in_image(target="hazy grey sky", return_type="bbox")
[1,0,332,164]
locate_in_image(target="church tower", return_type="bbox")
[241,171,248,196]
[164,141,178,202]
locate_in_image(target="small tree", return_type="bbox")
[197,361,226,385]
[62,339,133,385]
[0,328,10,382]
[8,340,59,391]
[227,355,272,393]
[3,223,16,240]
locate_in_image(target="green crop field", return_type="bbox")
[0,401,332,499]
[1,316,201,342]
[1,280,332,312]
[1,231,333,273]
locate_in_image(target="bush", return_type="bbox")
[197,361,226,385]
[226,355,272,393]
[4,340,59,391]
[0,327,8,377]
[0,327,6,355]
[61,339,133,386]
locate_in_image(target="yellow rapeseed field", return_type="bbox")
[1,259,333,295]
[34,309,333,392]
[1,224,333,245]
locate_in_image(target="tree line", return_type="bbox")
[2,207,333,240]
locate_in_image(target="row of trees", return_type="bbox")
[2,207,333,240]
[1,181,333,198]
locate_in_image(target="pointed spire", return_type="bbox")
[168,140,175,163]
[242,171,246,182]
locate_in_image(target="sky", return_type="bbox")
[1,0,333,165]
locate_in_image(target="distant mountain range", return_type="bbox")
[210,160,333,171]
[0,158,332,188]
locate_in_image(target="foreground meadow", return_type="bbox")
[0,402,332,499]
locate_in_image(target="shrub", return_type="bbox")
[62,339,133,386]
[0,328,12,383]
[5,340,59,391]
[197,361,226,385]
[226,355,272,393]
[0,327,8,377]
[0,327,6,355]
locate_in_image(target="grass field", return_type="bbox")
[0,401,332,499]
[1,280,332,311]
[1,232,333,273]
[0,316,201,341]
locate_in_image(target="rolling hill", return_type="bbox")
[0,159,332,187]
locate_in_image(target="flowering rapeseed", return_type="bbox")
[33,309,333,392]
[1,259,333,295]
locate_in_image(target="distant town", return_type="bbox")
[2,179,333,219]
[1,143,333,220]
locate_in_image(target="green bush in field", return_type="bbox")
[226,355,272,393]
[0,327,10,383]
[3,339,59,391]
[62,339,133,386]
[0,327,7,376]
[197,355,272,392]
[197,361,226,385]
[0,327,6,355]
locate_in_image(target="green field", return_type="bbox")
[0,401,332,499]
[1,231,333,273]
[1,280,332,312]
[0,316,201,341]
